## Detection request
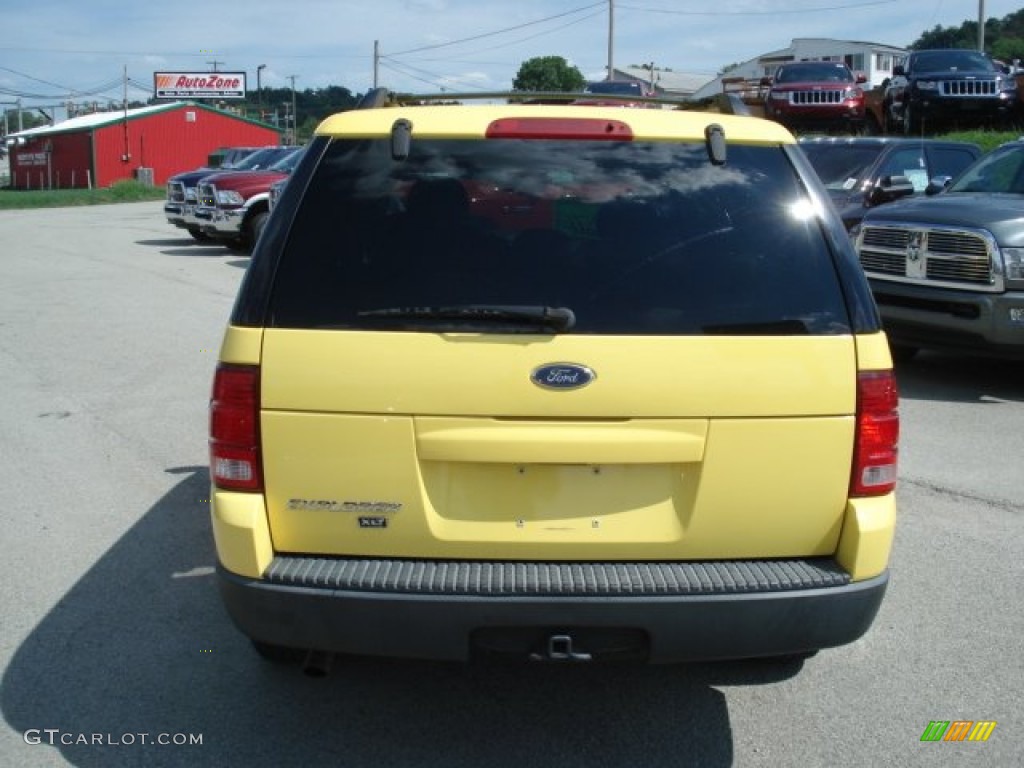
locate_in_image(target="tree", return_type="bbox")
[991,36,1024,64]
[512,56,586,92]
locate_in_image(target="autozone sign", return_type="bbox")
[154,72,247,99]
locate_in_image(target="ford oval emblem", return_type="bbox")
[530,363,596,390]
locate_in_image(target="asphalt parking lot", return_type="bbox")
[0,201,1021,767]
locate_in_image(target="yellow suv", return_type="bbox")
[209,90,898,670]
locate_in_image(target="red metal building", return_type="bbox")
[6,101,281,190]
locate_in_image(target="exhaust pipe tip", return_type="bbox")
[302,649,334,678]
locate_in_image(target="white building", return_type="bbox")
[692,38,907,100]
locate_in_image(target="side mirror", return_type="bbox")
[759,76,773,87]
[866,175,915,206]
[855,72,867,84]
[925,175,953,196]
[892,64,906,77]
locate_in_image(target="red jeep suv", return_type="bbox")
[763,61,867,134]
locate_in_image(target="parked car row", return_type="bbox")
[163,145,303,249]
[758,49,1020,137]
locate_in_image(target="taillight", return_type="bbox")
[209,363,262,491]
[851,370,899,496]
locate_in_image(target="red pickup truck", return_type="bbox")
[193,146,305,251]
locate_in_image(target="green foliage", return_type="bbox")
[512,56,586,92]
[942,129,1020,154]
[909,8,1024,57]
[0,180,165,209]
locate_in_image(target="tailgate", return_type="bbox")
[259,330,857,561]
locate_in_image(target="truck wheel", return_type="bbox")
[187,227,211,242]
[903,105,919,135]
[864,113,882,136]
[246,211,270,250]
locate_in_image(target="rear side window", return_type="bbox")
[268,137,851,335]
[927,146,981,184]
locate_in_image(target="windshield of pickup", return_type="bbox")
[948,144,1024,194]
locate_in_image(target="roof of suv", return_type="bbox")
[315,103,792,143]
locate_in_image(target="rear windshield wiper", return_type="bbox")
[357,305,576,333]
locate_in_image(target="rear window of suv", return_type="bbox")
[268,137,851,336]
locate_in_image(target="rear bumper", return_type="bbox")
[217,560,888,663]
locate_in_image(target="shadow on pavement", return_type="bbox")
[3,467,800,768]
[895,351,1024,404]
[135,238,233,258]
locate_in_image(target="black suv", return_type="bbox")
[884,49,1018,134]
[799,136,981,230]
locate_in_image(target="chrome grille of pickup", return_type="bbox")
[264,557,851,596]
[940,79,997,96]
[861,228,910,250]
[790,89,844,105]
[196,183,216,208]
[167,181,185,203]
[857,224,998,291]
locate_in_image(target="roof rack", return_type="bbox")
[354,88,753,117]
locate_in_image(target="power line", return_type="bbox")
[387,1,606,56]
[391,7,608,63]
[378,59,491,92]
[617,0,897,16]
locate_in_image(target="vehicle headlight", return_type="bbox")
[1001,247,1024,281]
[915,81,939,92]
[844,87,864,100]
[216,190,245,206]
[770,92,789,102]
[849,222,862,246]
[185,188,197,202]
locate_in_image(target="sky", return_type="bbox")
[1,0,1022,117]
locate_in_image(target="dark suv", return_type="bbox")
[763,61,867,134]
[884,49,1018,134]
[210,91,898,671]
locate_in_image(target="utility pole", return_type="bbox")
[288,75,298,144]
[978,0,985,51]
[607,0,615,80]
[373,40,380,88]
[207,60,224,72]
[257,64,266,111]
